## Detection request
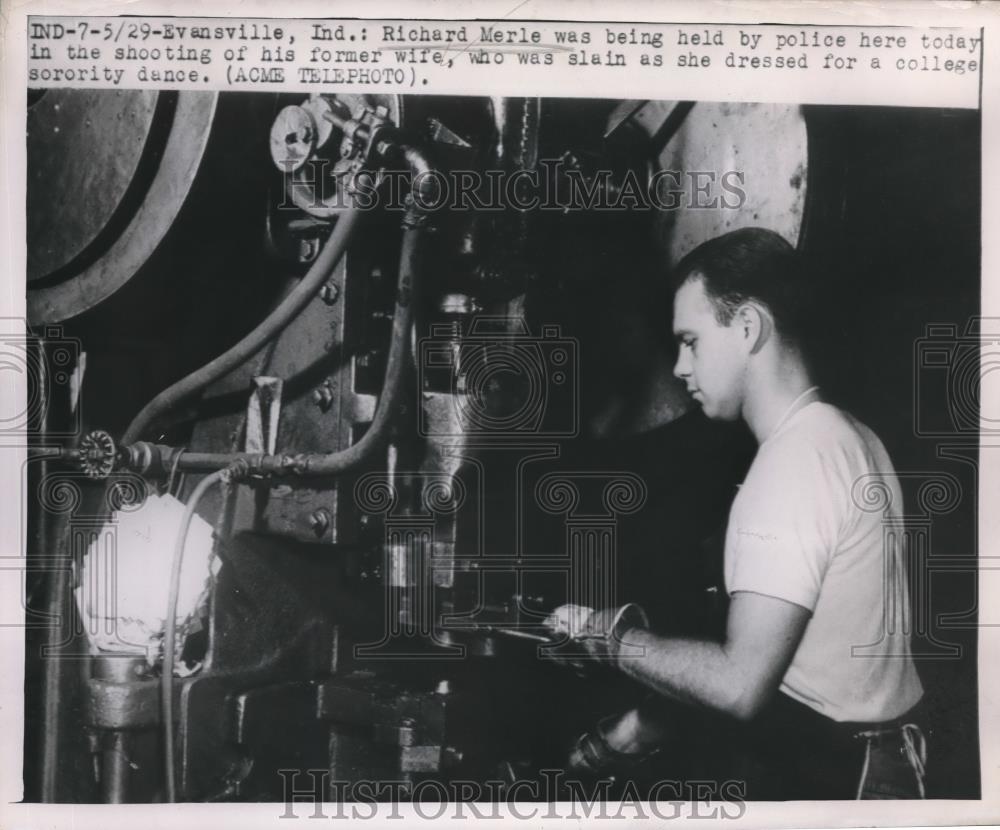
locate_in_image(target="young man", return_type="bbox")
[545,228,926,799]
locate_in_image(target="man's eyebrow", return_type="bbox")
[673,328,692,340]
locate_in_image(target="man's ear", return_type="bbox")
[736,303,773,355]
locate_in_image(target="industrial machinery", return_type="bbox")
[26,89,940,803]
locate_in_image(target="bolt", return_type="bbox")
[312,382,335,412]
[309,509,331,537]
[299,238,319,263]
[319,281,340,305]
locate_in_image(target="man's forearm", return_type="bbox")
[616,628,760,720]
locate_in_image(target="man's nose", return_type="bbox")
[674,350,690,379]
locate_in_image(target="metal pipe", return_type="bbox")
[39,516,69,802]
[402,145,441,207]
[101,733,129,803]
[489,627,555,644]
[121,193,368,445]
[92,655,148,803]
[124,208,426,479]
[162,469,226,802]
[294,212,422,476]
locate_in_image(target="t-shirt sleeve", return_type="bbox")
[726,436,843,612]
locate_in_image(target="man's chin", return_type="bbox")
[700,402,739,422]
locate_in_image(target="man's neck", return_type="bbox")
[742,355,818,444]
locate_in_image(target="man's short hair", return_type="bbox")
[672,227,813,347]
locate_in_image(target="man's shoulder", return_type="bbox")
[760,402,895,479]
[738,402,900,527]
[781,402,884,451]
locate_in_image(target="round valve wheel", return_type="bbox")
[78,430,117,479]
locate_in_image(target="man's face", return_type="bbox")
[672,276,748,420]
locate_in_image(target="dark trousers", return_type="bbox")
[727,693,927,800]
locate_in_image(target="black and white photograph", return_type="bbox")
[2,3,998,826]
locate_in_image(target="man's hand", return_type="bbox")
[544,603,594,638]
[542,603,650,669]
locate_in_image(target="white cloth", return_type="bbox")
[75,492,219,665]
[724,401,923,722]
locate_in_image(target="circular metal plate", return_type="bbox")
[27,89,159,282]
[27,91,219,324]
[633,101,809,264]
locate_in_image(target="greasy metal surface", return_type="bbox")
[256,258,355,543]
[27,89,159,281]
[84,676,171,730]
[633,101,809,265]
[27,92,219,324]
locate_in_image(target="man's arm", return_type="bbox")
[615,591,810,721]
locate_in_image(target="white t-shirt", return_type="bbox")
[724,401,923,723]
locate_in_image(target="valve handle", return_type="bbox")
[78,430,117,479]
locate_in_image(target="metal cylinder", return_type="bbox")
[89,654,151,804]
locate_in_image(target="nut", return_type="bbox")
[308,509,331,537]
[319,281,340,305]
[312,382,335,411]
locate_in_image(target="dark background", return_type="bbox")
[806,105,982,797]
